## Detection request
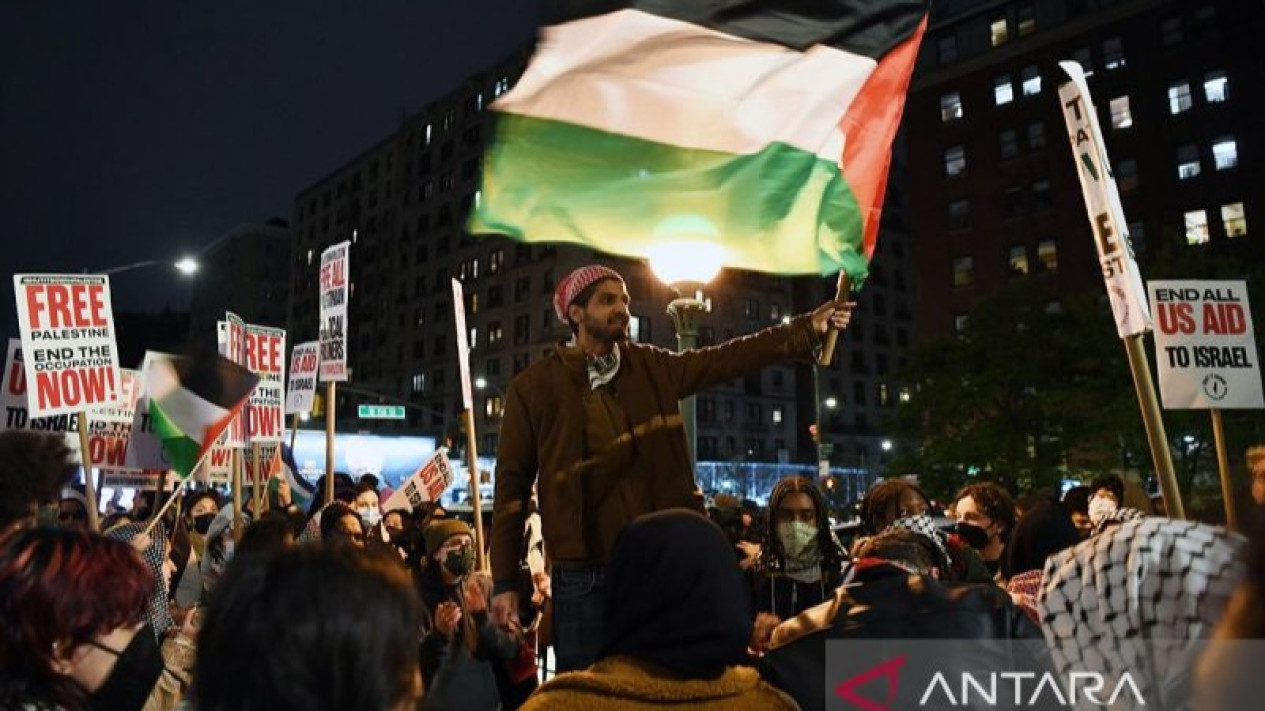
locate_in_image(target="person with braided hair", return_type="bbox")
[856,478,993,583]
[749,476,846,652]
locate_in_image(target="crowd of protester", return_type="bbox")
[1,428,1262,710]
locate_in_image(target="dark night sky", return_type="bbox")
[0,0,539,338]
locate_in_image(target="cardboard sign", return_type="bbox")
[318,241,350,382]
[12,274,123,417]
[2,338,81,441]
[452,279,474,410]
[217,313,248,447]
[101,469,165,490]
[382,449,454,512]
[244,325,285,443]
[1149,280,1263,409]
[195,440,234,486]
[1058,63,1152,338]
[285,341,319,414]
[124,351,177,470]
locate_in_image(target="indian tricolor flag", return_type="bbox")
[470,0,929,279]
[146,353,259,479]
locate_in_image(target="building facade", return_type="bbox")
[188,220,292,342]
[906,0,1260,341]
[286,48,918,474]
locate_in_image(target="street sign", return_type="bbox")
[358,404,406,420]
[819,442,834,457]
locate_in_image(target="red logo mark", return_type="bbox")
[834,654,907,711]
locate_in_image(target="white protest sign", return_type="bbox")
[12,274,123,417]
[318,241,350,382]
[382,449,454,512]
[285,341,320,414]
[244,324,285,443]
[452,279,474,410]
[194,440,234,486]
[102,469,164,490]
[1149,280,1263,409]
[83,368,142,469]
[217,313,248,448]
[2,338,82,442]
[1058,63,1152,338]
[124,351,176,470]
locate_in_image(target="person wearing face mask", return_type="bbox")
[418,519,521,711]
[352,482,386,542]
[951,482,1017,580]
[0,528,197,711]
[184,490,220,559]
[857,478,992,584]
[749,477,847,653]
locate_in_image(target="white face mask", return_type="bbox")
[1088,495,1118,525]
[777,521,819,561]
[359,507,381,528]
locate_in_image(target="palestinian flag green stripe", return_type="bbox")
[476,112,868,277]
[148,398,204,479]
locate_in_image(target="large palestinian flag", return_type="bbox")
[146,353,259,479]
[470,0,929,279]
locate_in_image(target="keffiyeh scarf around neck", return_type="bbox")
[105,521,173,640]
[1037,518,1244,710]
[587,345,621,389]
[884,513,952,571]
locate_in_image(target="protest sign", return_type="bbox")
[382,449,454,512]
[285,341,319,414]
[217,313,248,447]
[2,338,81,439]
[318,241,350,382]
[101,469,164,490]
[244,324,285,443]
[195,440,234,486]
[12,275,122,417]
[1149,280,1263,409]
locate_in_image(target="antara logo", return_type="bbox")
[917,671,1146,707]
[835,655,906,711]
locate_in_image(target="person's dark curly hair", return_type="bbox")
[0,431,77,530]
[953,482,1017,539]
[859,479,932,535]
[1089,474,1125,503]
[757,476,846,576]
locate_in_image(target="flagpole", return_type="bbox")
[1123,335,1185,519]
[149,469,168,525]
[252,443,263,515]
[325,381,337,505]
[290,413,299,451]
[75,411,101,533]
[818,273,853,366]
[1210,409,1237,530]
[140,476,192,538]
[462,408,488,573]
[232,448,244,541]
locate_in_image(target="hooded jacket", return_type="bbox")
[491,315,821,588]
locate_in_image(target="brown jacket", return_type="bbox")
[519,656,800,711]
[491,315,820,586]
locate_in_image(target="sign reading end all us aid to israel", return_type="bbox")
[1149,280,1263,409]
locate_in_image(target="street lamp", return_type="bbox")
[648,234,726,465]
[94,256,200,277]
[824,397,838,409]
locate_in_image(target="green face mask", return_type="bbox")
[777,521,819,561]
[443,546,475,577]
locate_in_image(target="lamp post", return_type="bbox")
[92,257,200,277]
[648,240,725,466]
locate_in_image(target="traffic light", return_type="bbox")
[809,423,820,443]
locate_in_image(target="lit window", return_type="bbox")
[1109,96,1133,129]
[628,315,641,342]
[1017,4,1036,36]
[424,123,433,146]
[1168,82,1192,114]
[411,373,425,393]
[994,75,1014,105]
[1116,159,1139,192]
[940,91,963,122]
[485,395,503,419]
[1027,122,1046,150]
[938,35,958,64]
[948,200,970,230]
[1009,245,1030,276]
[1185,210,1210,245]
[772,407,783,425]
[468,327,478,349]
[953,256,974,288]
[1177,144,1201,180]
[944,145,966,176]
[306,249,314,265]
[1213,139,1238,170]
[1161,18,1182,46]
[1037,240,1058,272]
[1000,130,1019,159]
[954,315,969,333]
[990,17,1009,47]
[1204,71,1228,103]
[1103,37,1125,70]
[1021,66,1041,96]
[1222,203,1247,238]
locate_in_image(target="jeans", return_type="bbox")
[551,564,606,673]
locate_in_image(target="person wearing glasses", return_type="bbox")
[58,487,91,531]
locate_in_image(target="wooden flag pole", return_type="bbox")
[75,411,101,533]
[325,382,337,505]
[140,476,191,538]
[1211,409,1237,530]
[462,408,488,573]
[1123,334,1186,520]
[818,273,853,367]
[251,443,263,516]
[290,412,299,451]
[231,448,244,542]
[150,469,169,525]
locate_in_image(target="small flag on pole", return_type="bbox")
[146,353,259,479]
[470,0,930,280]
